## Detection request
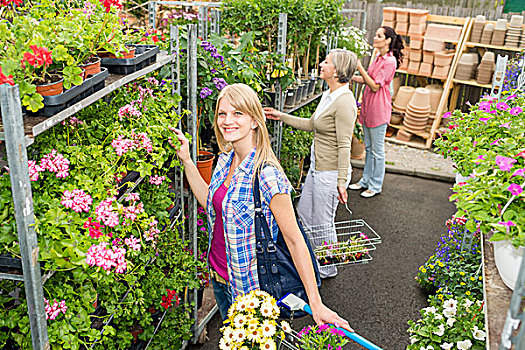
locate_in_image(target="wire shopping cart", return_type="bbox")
[302,202,382,268]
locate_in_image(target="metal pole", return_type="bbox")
[148,1,156,29]
[198,7,206,40]
[491,54,508,99]
[0,84,49,350]
[273,13,288,159]
[187,23,200,342]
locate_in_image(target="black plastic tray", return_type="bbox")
[101,45,160,75]
[0,254,23,271]
[33,67,109,117]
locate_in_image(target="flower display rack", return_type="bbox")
[100,45,160,75]
[0,24,217,349]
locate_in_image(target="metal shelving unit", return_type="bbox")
[0,25,194,350]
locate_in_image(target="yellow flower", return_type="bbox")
[429,264,434,269]
[438,294,443,300]
[460,271,465,276]
[470,277,475,281]
[438,262,444,267]
[421,268,427,273]
[460,282,466,286]
[478,276,483,280]
[271,69,286,78]
[466,291,471,295]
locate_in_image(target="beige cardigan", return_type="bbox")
[280,91,357,187]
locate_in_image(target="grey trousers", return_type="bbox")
[297,167,351,278]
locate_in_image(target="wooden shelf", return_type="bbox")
[283,92,322,113]
[465,42,524,52]
[385,135,429,149]
[452,78,492,89]
[396,70,445,81]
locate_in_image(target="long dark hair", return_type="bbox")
[381,26,404,68]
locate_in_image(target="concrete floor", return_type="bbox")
[188,169,456,350]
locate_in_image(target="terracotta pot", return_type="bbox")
[396,129,414,141]
[395,21,408,35]
[419,62,433,77]
[408,23,426,36]
[409,9,428,24]
[393,86,415,108]
[408,87,430,109]
[422,51,434,64]
[197,150,215,184]
[109,46,136,59]
[392,76,401,100]
[382,20,395,28]
[36,77,64,96]
[396,8,408,22]
[407,60,420,74]
[390,113,403,125]
[434,50,455,67]
[409,48,422,62]
[410,35,423,50]
[432,65,450,80]
[495,19,508,31]
[425,24,462,42]
[423,38,446,52]
[382,7,397,21]
[426,85,443,113]
[79,57,101,79]
[351,136,365,160]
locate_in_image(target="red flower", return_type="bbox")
[22,46,53,68]
[0,67,14,86]
[1,0,23,7]
[99,0,122,13]
[516,150,525,159]
[152,35,159,43]
[83,217,105,239]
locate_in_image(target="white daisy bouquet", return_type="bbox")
[220,290,292,350]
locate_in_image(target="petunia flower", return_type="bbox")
[499,122,511,129]
[508,183,523,196]
[496,102,510,111]
[512,168,525,177]
[478,101,491,112]
[495,155,516,171]
[498,221,516,227]
[490,139,500,146]
[442,112,452,119]
[474,155,485,164]
[510,107,523,115]
[479,117,491,124]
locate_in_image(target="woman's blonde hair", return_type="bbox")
[213,83,284,175]
[330,49,358,84]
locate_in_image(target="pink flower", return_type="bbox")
[496,102,509,111]
[512,168,525,178]
[495,155,516,172]
[44,298,67,320]
[508,183,523,196]
[118,104,142,120]
[475,155,485,164]
[507,94,517,100]
[479,117,491,124]
[498,221,516,227]
[491,139,500,146]
[95,197,120,227]
[28,160,42,181]
[61,189,93,212]
[85,242,127,273]
[499,122,511,129]
[478,101,491,112]
[111,136,134,156]
[124,193,140,202]
[132,131,153,153]
[149,175,166,185]
[510,107,523,116]
[40,150,70,178]
[124,235,141,251]
[442,112,452,119]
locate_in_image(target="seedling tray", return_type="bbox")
[101,45,160,74]
[35,67,109,117]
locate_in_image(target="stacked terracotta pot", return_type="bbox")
[480,23,494,44]
[506,15,523,48]
[432,49,455,80]
[419,50,434,77]
[392,86,415,114]
[426,84,443,118]
[408,10,428,36]
[492,19,508,46]
[395,8,409,35]
[454,53,479,80]
[403,87,431,134]
[470,16,485,43]
[382,7,397,28]
[476,51,495,85]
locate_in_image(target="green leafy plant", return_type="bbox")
[296,324,350,349]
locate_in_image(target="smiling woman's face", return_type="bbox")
[216,98,256,146]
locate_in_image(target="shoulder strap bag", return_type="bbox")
[253,174,321,319]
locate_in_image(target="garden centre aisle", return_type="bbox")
[188,168,456,350]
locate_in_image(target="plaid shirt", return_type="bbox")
[206,148,292,299]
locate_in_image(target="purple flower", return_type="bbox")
[508,183,523,196]
[479,117,491,124]
[495,156,516,171]
[507,94,517,100]
[499,122,511,129]
[496,102,510,111]
[491,139,500,146]
[200,227,206,231]
[475,155,485,164]
[498,221,516,227]
[442,112,452,119]
[512,168,525,177]
[211,68,217,74]
[199,87,213,99]
[510,107,523,116]
[213,77,228,91]
[197,219,203,226]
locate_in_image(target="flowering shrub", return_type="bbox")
[220,289,291,350]
[337,25,372,58]
[297,324,350,349]
[434,90,525,247]
[316,233,371,266]
[415,217,482,300]
[407,294,485,350]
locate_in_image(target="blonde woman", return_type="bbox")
[174,84,351,331]
[264,49,358,279]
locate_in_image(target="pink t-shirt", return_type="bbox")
[359,51,397,128]
[209,182,229,282]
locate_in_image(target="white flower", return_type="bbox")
[464,299,474,308]
[219,338,229,350]
[260,302,273,317]
[222,326,234,343]
[240,347,249,350]
[410,336,418,344]
[247,296,260,310]
[457,339,472,350]
[233,328,246,343]
[473,326,486,341]
[246,328,261,342]
[434,324,445,337]
[447,318,456,327]
[281,320,292,333]
[423,306,437,314]
[261,338,277,350]
[236,299,248,312]
[261,320,276,338]
[441,343,453,350]
[435,314,443,320]
[443,308,457,318]
[234,314,247,328]
[443,299,458,310]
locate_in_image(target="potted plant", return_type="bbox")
[351,119,365,160]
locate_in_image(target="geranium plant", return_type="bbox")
[407,294,486,350]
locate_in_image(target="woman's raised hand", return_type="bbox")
[263,107,282,121]
[173,129,191,164]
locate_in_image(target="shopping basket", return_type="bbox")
[302,202,382,268]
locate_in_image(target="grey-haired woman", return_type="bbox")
[264,48,358,278]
